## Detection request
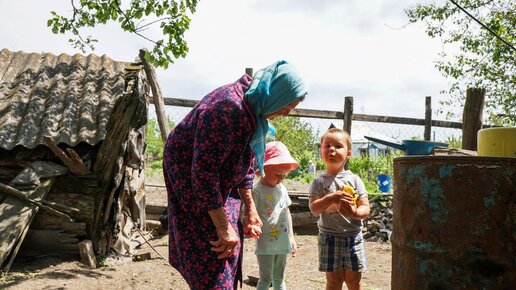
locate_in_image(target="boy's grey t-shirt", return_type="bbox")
[309,170,368,237]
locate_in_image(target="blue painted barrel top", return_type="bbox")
[392,156,515,290]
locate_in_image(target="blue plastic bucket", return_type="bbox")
[377,174,392,193]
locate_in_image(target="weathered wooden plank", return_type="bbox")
[78,240,97,269]
[0,179,54,269]
[44,193,94,222]
[51,175,100,197]
[291,211,318,227]
[289,108,343,119]
[158,97,499,129]
[462,88,485,150]
[0,160,28,167]
[146,213,162,221]
[31,211,87,235]
[343,97,353,134]
[43,136,90,176]
[0,183,72,221]
[0,168,22,181]
[424,97,432,140]
[140,49,170,142]
[94,75,146,187]
[146,204,166,215]
[19,229,79,256]
[159,97,198,108]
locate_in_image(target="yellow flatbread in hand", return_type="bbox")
[342,185,358,205]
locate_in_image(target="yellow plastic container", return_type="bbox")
[477,127,516,158]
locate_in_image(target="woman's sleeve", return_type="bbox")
[237,166,255,189]
[190,100,249,211]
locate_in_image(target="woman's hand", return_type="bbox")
[209,223,239,259]
[238,188,263,239]
[208,207,239,259]
[242,208,263,239]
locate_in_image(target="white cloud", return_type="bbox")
[0,0,452,120]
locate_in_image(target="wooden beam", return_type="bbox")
[0,182,73,221]
[139,49,170,142]
[424,96,432,140]
[146,204,166,215]
[159,98,198,108]
[43,136,90,176]
[78,240,97,269]
[462,88,485,150]
[291,212,318,227]
[245,67,253,77]
[19,229,79,256]
[157,96,495,129]
[343,96,353,134]
[288,108,342,119]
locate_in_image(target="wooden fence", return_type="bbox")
[155,95,488,149]
[151,68,488,151]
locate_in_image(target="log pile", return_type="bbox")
[18,175,98,257]
[362,197,393,243]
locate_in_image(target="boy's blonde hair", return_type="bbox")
[320,128,352,149]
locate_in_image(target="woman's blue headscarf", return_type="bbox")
[245,60,307,176]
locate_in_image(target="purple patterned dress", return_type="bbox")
[163,75,256,289]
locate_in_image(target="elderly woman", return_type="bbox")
[163,60,307,289]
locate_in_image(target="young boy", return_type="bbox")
[252,141,298,290]
[309,128,370,290]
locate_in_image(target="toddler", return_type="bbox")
[309,128,370,290]
[252,141,298,290]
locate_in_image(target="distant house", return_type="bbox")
[0,48,150,269]
[322,122,398,157]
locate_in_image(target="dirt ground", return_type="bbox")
[1,178,392,290]
[1,229,392,290]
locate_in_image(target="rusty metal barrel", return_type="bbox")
[392,156,515,289]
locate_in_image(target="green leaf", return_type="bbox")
[46,0,199,69]
[405,0,515,126]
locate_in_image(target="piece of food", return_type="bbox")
[342,185,358,205]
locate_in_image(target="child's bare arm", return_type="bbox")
[309,191,344,215]
[339,195,370,219]
[355,196,371,219]
[286,208,297,255]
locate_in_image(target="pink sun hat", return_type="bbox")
[263,141,299,170]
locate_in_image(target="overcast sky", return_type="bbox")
[0,0,453,121]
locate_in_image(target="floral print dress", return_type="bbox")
[163,74,256,289]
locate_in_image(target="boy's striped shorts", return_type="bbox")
[318,232,367,272]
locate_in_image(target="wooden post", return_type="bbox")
[245,67,253,77]
[424,96,432,141]
[343,96,353,135]
[343,96,353,170]
[462,88,485,150]
[139,49,170,142]
[78,240,97,269]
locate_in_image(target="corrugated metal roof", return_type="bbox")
[0,48,127,150]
